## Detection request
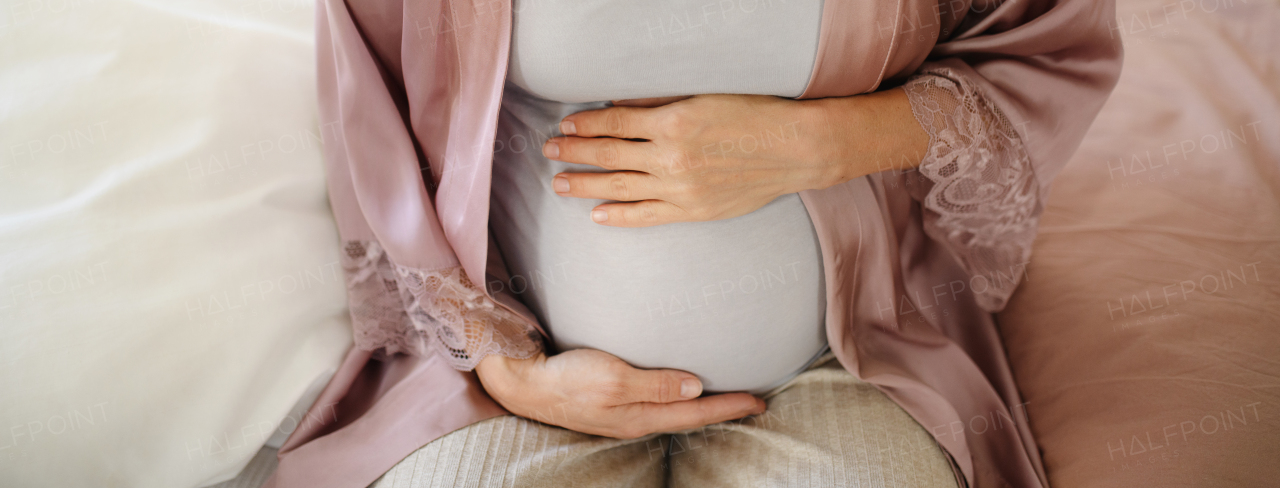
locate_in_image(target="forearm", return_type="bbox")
[800,87,931,190]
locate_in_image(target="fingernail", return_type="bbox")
[542,141,559,159]
[553,176,570,193]
[680,379,701,399]
[591,209,608,223]
[752,400,767,414]
[561,120,576,136]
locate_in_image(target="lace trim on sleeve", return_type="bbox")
[340,240,543,370]
[902,67,1041,312]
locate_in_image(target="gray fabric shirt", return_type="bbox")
[489,0,828,393]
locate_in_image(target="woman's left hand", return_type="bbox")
[542,90,928,227]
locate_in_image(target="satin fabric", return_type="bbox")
[267,1,1122,487]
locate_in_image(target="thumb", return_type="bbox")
[624,368,703,404]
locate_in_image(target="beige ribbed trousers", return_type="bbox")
[369,354,959,488]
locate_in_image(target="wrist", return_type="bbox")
[804,88,930,187]
[476,352,541,397]
[793,97,854,191]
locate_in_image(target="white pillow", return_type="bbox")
[0,1,351,487]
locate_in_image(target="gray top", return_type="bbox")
[508,0,824,102]
[489,0,827,393]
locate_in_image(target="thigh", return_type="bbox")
[369,415,665,488]
[667,357,960,488]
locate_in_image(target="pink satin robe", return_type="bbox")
[265,1,1123,487]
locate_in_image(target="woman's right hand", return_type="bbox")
[476,348,766,439]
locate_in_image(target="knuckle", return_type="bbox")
[655,379,672,402]
[596,141,620,167]
[609,172,630,200]
[605,110,626,136]
[602,388,627,403]
[642,158,666,177]
[675,181,700,199]
[616,208,633,225]
[603,373,625,391]
[661,151,691,175]
[638,204,658,223]
[605,359,631,376]
[658,108,692,139]
[595,372,628,400]
[683,201,712,221]
[693,206,719,221]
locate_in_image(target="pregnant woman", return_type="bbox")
[267,1,1121,487]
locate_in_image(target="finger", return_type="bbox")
[560,106,655,139]
[590,200,688,227]
[554,171,665,203]
[628,393,767,435]
[544,136,653,172]
[609,95,694,108]
[614,366,704,404]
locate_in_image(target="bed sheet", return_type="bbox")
[996,0,1280,485]
[0,1,351,487]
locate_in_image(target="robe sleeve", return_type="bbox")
[900,0,1123,311]
[336,238,543,369]
[320,0,542,371]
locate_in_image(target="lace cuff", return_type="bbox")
[340,240,543,370]
[902,67,1041,312]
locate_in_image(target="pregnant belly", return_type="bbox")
[489,86,828,393]
[490,157,828,393]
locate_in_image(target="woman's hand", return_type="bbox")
[543,89,929,227]
[476,349,765,439]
